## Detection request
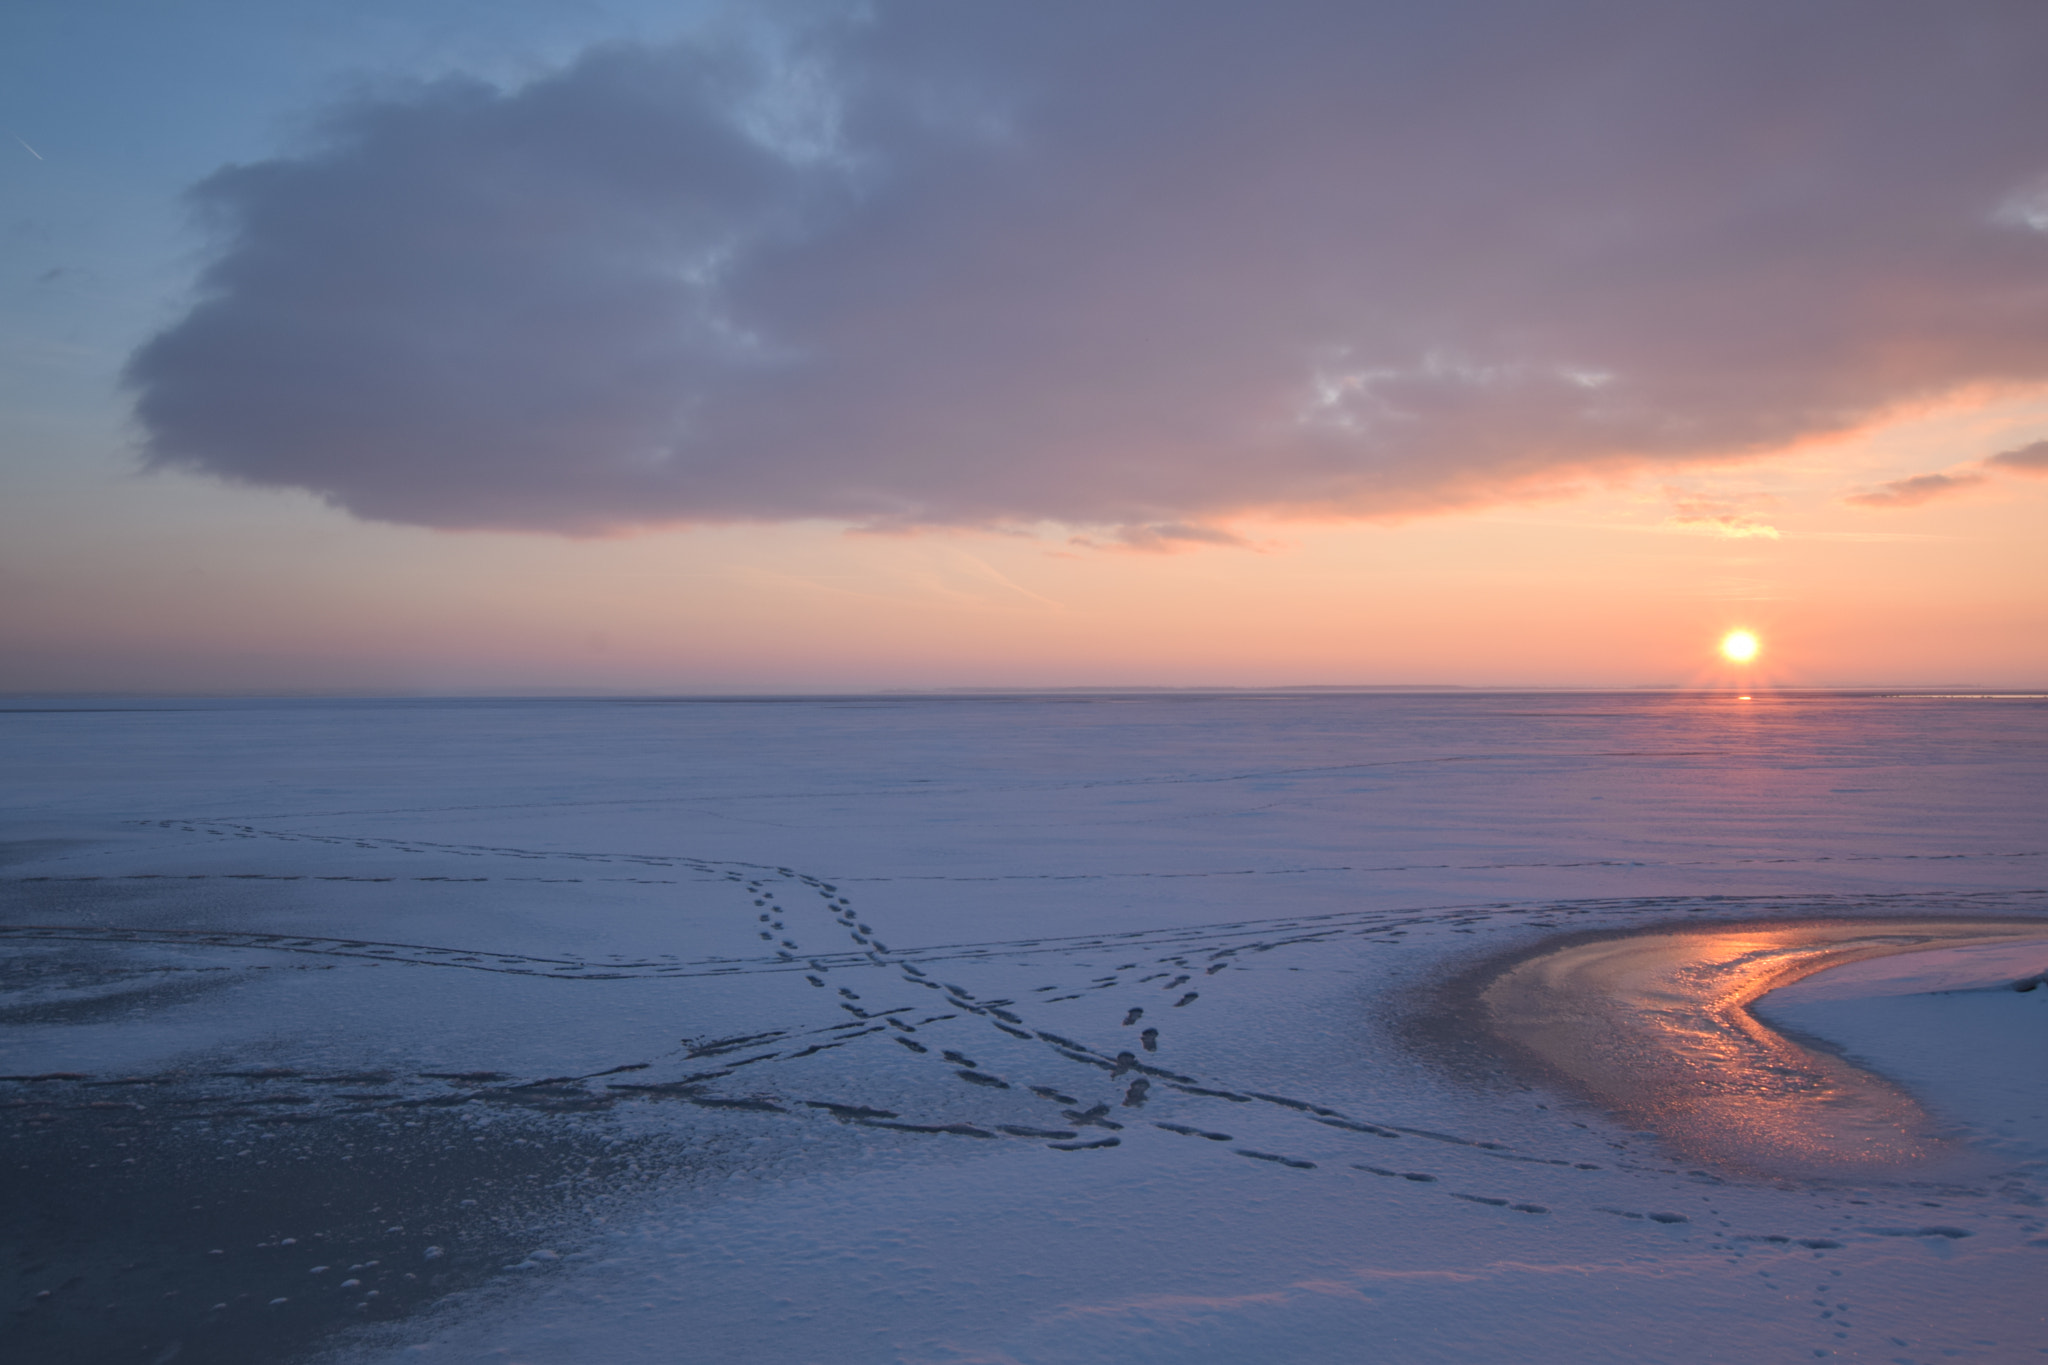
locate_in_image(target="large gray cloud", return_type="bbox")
[126,0,2048,536]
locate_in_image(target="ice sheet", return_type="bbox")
[4,692,2045,1363]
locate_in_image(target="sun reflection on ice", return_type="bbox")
[1480,918,2048,1179]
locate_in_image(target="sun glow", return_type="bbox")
[1720,630,1760,663]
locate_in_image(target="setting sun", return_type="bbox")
[1720,630,1761,663]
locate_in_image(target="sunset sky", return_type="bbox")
[5,0,2046,693]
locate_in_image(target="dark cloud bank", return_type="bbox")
[126,1,2048,536]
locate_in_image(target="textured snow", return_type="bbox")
[3,692,2045,1363]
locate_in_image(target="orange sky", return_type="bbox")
[8,3,2048,694]
[6,385,2043,693]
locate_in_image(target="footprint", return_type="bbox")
[1314,1117,1399,1139]
[1247,1093,1328,1114]
[1354,1166,1437,1182]
[1139,1028,1159,1052]
[803,1102,899,1121]
[1030,1086,1079,1105]
[689,1097,786,1113]
[1155,1122,1232,1142]
[955,1070,1011,1089]
[683,1034,785,1060]
[1123,1008,1144,1026]
[1121,1079,1151,1108]
[863,1120,998,1139]
[1235,1149,1316,1170]
[1062,1104,1125,1131]
[1172,993,1199,1007]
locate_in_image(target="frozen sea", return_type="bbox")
[3,690,2044,1364]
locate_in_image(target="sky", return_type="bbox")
[4,0,2047,693]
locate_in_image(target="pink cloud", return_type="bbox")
[1844,471,1989,508]
[1665,492,1779,537]
[1984,439,2048,474]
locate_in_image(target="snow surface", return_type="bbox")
[1755,939,2048,1175]
[1766,940,2048,1002]
[3,691,2045,1363]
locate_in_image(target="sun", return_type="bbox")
[1719,630,1760,663]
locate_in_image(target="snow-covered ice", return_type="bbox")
[3,691,2045,1363]
[1756,939,2048,1176]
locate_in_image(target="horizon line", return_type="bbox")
[4,683,2045,704]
